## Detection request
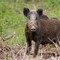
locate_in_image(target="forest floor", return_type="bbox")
[0,42,60,60]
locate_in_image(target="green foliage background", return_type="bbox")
[0,0,60,46]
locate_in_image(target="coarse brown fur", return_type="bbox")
[36,8,49,20]
[23,8,60,57]
[39,14,49,20]
[25,19,60,57]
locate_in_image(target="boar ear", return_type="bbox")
[37,9,43,16]
[23,8,30,16]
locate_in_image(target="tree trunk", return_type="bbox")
[32,0,36,9]
[25,0,30,3]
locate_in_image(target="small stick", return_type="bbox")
[0,32,16,41]
[21,43,27,60]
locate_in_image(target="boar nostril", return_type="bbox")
[31,28,36,31]
[31,26,36,31]
[31,29,35,30]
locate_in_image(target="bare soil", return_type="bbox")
[0,43,60,60]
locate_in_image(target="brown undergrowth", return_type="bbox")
[0,41,60,60]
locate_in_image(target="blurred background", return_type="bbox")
[0,0,60,46]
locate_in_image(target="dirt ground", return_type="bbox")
[0,42,60,60]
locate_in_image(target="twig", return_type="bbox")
[0,32,16,41]
[48,37,59,48]
[11,49,17,60]
[21,43,27,60]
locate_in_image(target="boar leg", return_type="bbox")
[33,37,42,57]
[26,38,32,55]
[25,32,32,55]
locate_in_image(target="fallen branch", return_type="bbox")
[48,37,59,48]
[0,32,16,41]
